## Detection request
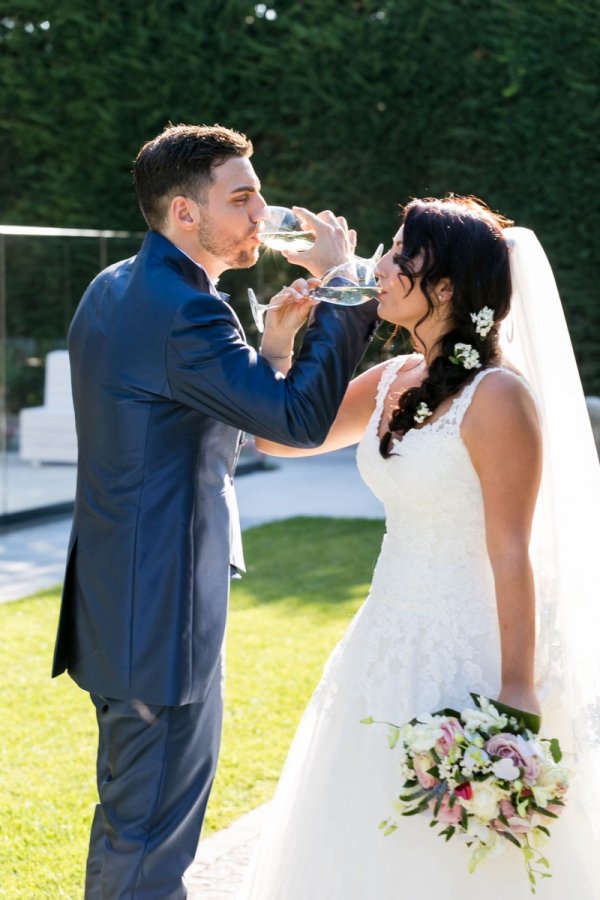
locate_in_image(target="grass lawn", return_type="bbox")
[0,516,383,898]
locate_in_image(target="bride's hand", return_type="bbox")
[260,277,320,364]
[496,684,541,718]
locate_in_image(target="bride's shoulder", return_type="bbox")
[463,367,540,433]
[473,366,532,401]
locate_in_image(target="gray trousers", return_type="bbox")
[85,668,223,899]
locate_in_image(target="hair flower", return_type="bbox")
[450,343,481,370]
[470,306,495,339]
[414,402,433,424]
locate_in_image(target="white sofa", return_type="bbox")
[19,350,77,464]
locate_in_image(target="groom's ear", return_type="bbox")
[169,195,201,231]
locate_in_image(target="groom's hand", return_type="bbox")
[283,207,356,278]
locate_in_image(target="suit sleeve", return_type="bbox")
[165,290,379,448]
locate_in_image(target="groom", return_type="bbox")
[51,123,378,898]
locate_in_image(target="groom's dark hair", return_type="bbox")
[133,123,253,231]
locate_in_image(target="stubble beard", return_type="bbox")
[195,218,259,270]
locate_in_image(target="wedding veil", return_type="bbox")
[501,227,600,838]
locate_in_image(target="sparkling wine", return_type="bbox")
[260,231,315,252]
[314,285,380,306]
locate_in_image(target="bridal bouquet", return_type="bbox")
[363,695,569,894]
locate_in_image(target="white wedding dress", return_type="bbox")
[239,358,600,899]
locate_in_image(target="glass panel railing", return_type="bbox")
[0,226,143,523]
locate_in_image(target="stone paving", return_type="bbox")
[185,804,268,898]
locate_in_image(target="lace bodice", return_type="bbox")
[347,358,511,717]
[356,356,504,584]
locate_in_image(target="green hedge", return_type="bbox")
[2,0,598,391]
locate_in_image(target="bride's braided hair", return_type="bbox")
[380,196,513,457]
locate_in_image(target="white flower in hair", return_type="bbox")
[450,343,481,370]
[471,306,495,339]
[414,402,432,424]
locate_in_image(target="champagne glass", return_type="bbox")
[258,206,315,252]
[248,244,383,333]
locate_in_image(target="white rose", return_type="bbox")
[469,783,501,821]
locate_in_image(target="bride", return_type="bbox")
[239,196,600,898]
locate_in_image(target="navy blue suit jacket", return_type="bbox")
[52,231,378,705]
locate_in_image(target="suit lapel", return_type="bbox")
[144,231,246,341]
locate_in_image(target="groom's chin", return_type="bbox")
[233,248,260,269]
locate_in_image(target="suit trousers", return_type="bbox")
[84,665,223,899]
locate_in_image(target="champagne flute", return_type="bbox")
[248,244,383,333]
[258,206,315,252]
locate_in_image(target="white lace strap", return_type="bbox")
[374,356,411,414]
[452,366,508,426]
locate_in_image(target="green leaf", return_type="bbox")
[399,786,430,802]
[360,716,374,725]
[549,737,562,763]
[402,798,431,816]
[499,830,522,848]
[470,694,541,733]
[431,707,461,719]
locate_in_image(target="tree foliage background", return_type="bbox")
[1,0,599,407]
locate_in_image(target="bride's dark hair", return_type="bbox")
[380,195,513,457]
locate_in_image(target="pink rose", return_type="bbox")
[485,733,540,783]
[413,755,439,789]
[435,718,464,756]
[429,792,462,824]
